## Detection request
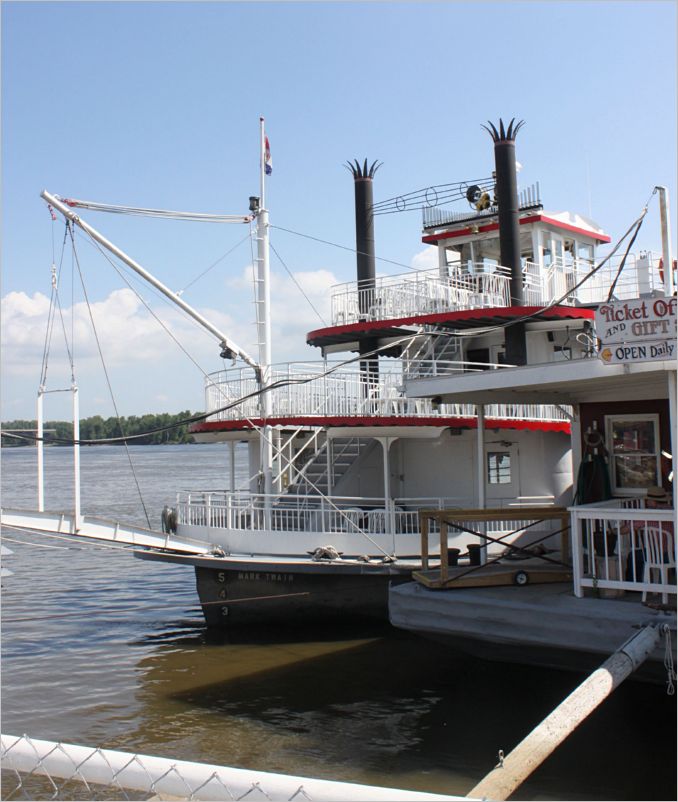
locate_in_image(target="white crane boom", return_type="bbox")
[41,190,260,371]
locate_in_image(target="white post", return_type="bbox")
[477,404,487,562]
[72,384,81,531]
[655,185,674,297]
[258,117,273,526]
[379,437,396,548]
[229,442,236,492]
[326,437,333,495]
[37,388,45,512]
[469,240,476,271]
[570,404,582,496]
[437,243,447,279]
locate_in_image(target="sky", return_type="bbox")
[2,0,676,421]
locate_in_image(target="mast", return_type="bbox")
[257,118,274,507]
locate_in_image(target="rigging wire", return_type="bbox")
[429,203,651,342]
[28,199,652,448]
[81,228,229,394]
[40,222,76,388]
[68,223,324,447]
[67,226,152,528]
[3,331,424,447]
[269,240,328,327]
[57,196,254,224]
[270,224,422,272]
[16,198,645,449]
[176,231,252,296]
[606,215,645,301]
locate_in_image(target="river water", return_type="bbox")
[1,443,675,800]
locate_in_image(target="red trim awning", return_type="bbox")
[307,305,594,348]
[422,214,611,245]
[190,415,570,435]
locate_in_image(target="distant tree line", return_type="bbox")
[1,412,200,447]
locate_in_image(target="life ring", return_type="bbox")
[658,257,677,283]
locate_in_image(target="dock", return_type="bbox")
[389,580,676,682]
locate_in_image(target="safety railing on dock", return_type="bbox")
[203,363,572,424]
[0,734,463,801]
[569,499,676,601]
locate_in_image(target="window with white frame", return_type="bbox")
[487,451,512,484]
[605,414,660,494]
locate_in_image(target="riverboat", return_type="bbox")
[4,117,669,630]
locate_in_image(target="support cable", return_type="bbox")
[176,232,252,296]
[270,240,328,327]
[40,222,74,388]
[58,197,253,224]
[430,203,651,341]
[67,227,152,529]
[82,229,229,392]
[3,332,422,446]
[606,216,645,301]
[270,224,422,272]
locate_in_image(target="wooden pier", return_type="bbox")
[414,561,572,590]
[417,506,571,588]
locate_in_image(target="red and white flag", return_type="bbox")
[264,136,272,175]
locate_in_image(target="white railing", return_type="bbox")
[176,491,558,538]
[204,362,571,424]
[330,265,511,325]
[328,253,665,325]
[525,253,665,307]
[422,184,541,228]
[1,734,461,802]
[569,499,676,600]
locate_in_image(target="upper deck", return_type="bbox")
[318,252,664,334]
[312,189,661,347]
[191,361,571,434]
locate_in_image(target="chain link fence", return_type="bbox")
[1,734,466,802]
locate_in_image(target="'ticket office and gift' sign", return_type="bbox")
[595,296,677,364]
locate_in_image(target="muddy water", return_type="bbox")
[1,444,675,800]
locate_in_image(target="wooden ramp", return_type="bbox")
[413,561,572,590]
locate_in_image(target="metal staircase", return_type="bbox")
[403,327,463,378]
[285,437,372,497]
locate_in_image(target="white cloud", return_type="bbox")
[1,288,243,371]
[226,265,338,363]
[411,245,438,271]
[0,268,340,417]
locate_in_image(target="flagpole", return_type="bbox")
[260,117,266,211]
[257,117,273,515]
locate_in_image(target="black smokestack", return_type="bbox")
[347,158,381,382]
[483,118,527,365]
[347,159,380,313]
